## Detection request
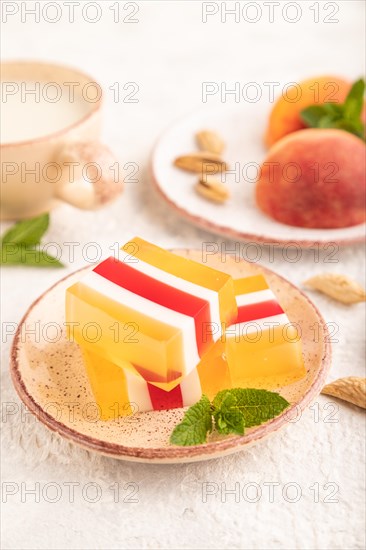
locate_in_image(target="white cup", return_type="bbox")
[1,61,123,220]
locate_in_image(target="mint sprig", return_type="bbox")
[0,213,63,267]
[170,395,213,446]
[213,391,245,435]
[170,388,290,446]
[300,78,365,139]
[1,213,50,246]
[213,388,290,429]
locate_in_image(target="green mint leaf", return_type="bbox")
[213,388,290,429]
[300,78,365,139]
[322,102,343,117]
[213,390,245,436]
[317,115,340,129]
[343,78,365,120]
[1,244,63,267]
[170,394,212,446]
[0,213,49,246]
[300,105,328,128]
[331,118,365,138]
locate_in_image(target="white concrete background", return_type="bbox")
[1,1,365,549]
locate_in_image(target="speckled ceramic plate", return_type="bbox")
[10,250,331,463]
[151,105,366,247]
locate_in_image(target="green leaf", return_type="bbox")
[322,102,343,117]
[331,118,364,138]
[213,391,245,435]
[300,78,365,140]
[0,213,49,246]
[317,114,339,129]
[170,395,213,446]
[1,244,63,267]
[343,78,365,120]
[213,388,290,429]
[300,105,327,127]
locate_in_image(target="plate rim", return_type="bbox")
[10,255,332,463]
[149,108,366,248]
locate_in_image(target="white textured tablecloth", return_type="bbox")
[1,2,365,549]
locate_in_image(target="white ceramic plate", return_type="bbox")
[151,104,365,247]
[10,250,331,463]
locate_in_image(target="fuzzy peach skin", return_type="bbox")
[265,76,351,148]
[256,128,366,229]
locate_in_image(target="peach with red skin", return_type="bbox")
[256,129,366,229]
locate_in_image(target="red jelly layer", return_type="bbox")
[94,257,213,355]
[147,382,183,410]
[237,300,284,323]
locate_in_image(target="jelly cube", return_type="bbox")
[81,348,202,420]
[224,275,306,388]
[124,237,237,329]
[76,273,305,420]
[66,237,237,390]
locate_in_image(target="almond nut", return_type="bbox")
[196,130,225,155]
[195,176,229,203]
[174,152,228,174]
[304,273,366,304]
[321,377,366,409]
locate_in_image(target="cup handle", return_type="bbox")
[55,142,123,209]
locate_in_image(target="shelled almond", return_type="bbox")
[304,273,366,304]
[195,176,230,203]
[173,129,230,203]
[174,152,228,174]
[321,377,366,409]
[196,130,225,155]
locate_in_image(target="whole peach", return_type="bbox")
[265,76,351,148]
[256,129,366,229]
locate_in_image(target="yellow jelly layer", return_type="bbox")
[123,237,238,327]
[66,282,185,386]
[225,324,306,388]
[82,348,133,420]
[196,342,230,400]
[82,342,231,419]
[233,274,269,294]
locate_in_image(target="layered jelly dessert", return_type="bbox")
[81,348,204,420]
[197,275,306,394]
[66,238,306,420]
[66,237,237,390]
